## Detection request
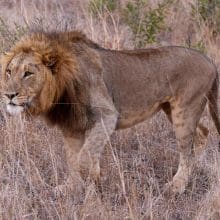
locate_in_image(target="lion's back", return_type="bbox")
[98,46,216,114]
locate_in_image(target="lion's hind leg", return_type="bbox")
[194,123,209,156]
[166,97,207,194]
[161,102,209,157]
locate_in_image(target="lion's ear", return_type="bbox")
[42,54,58,70]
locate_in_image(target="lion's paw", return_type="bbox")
[53,175,85,201]
[164,178,187,196]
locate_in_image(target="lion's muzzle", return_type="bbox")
[6,104,24,115]
[3,92,25,115]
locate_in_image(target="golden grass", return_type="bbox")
[0,1,219,219]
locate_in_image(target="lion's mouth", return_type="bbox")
[5,97,33,115]
[6,101,31,115]
[6,103,24,115]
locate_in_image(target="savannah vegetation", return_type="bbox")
[0,0,219,219]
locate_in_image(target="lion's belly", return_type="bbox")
[116,102,161,129]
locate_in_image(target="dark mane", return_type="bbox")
[45,79,95,135]
[29,30,103,50]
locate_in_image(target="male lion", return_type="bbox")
[1,31,220,194]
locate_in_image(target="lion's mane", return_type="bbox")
[1,31,101,133]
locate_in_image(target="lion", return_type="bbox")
[1,31,219,194]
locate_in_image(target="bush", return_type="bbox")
[192,40,206,52]
[193,0,220,35]
[123,0,171,48]
[88,0,117,16]
[197,0,220,21]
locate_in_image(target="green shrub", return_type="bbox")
[192,40,206,53]
[197,0,219,21]
[123,0,171,48]
[193,0,220,34]
[88,0,117,16]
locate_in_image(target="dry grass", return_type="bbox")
[0,1,220,219]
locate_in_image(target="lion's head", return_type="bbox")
[1,52,56,115]
[1,31,95,133]
[1,32,80,116]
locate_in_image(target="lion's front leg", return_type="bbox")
[64,135,85,178]
[78,113,118,183]
[54,135,85,197]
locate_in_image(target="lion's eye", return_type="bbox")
[23,71,34,78]
[6,69,11,77]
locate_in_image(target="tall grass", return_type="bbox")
[0,0,219,219]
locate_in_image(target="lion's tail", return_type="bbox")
[208,69,220,135]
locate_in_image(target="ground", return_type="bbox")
[0,1,219,219]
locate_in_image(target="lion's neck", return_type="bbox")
[44,86,94,135]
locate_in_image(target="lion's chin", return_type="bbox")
[6,104,24,115]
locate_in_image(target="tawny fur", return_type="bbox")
[1,31,219,194]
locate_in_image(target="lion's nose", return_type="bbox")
[5,92,19,100]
